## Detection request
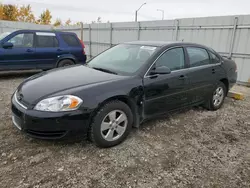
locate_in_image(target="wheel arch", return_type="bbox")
[219,78,229,94]
[89,95,140,128]
[55,55,77,67]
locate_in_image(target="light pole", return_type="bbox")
[157,9,164,20]
[135,3,147,22]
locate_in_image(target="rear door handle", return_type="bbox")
[212,68,216,74]
[26,49,34,52]
[57,49,63,52]
[179,75,187,80]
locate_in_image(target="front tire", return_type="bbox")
[205,81,227,111]
[88,100,133,148]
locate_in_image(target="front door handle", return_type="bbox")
[57,49,63,52]
[212,68,216,74]
[26,49,34,52]
[179,75,187,80]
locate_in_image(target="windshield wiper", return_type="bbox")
[92,67,118,75]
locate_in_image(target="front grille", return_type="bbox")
[26,130,67,139]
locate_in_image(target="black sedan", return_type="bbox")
[11,41,237,148]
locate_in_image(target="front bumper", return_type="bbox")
[11,96,91,139]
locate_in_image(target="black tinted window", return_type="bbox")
[8,33,34,48]
[61,34,80,47]
[187,47,210,67]
[36,35,59,48]
[155,48,185,71]
[209,51,220,64]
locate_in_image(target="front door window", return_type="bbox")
[7,33,34,48]
[155,47,185,71]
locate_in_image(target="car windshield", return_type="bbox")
[87,44,158,75]
[0,32,10,41]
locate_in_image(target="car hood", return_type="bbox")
[17,65,125,105]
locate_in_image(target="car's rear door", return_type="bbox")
[184,46,217,105]
[143,47,190,117]
[0,31,36,70]
[35,32,65,69]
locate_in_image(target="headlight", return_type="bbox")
[34,95,83,112]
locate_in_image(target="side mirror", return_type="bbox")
[150,66,171,75]
[2,42,13,49]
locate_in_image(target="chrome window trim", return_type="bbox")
[14,91,28,110]
[36,32,56,36]
[187,63,221,70]
[144,46,221,78]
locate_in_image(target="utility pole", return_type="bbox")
[157,9,164,20]
[135,3,147,22]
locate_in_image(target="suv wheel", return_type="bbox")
[88,100,133,148]
[205,81,227,111]
[57,59,74,67]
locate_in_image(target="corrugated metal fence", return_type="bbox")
[1,15,250,84]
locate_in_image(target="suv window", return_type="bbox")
[61,34,80,47]
[7,33,34,48]
[36,34,59,48]
[155,47,185,71]
[186,47,210,67]
[208,51,220,64]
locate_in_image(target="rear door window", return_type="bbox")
[61,34,80,47]
[36,32,59,48]
[186,47,210,67]
[208,51,220,64]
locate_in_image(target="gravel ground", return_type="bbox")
[0,71,250,188]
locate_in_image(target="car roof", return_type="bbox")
[13,29,75,35]
[124,41,208,48]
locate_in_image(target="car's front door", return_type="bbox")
[185,46,217,105]
[143,47,190,117]
[0,32,36,70]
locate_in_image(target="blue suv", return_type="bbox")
[0,30,87,71]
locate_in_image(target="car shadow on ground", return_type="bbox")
[22,107,203,147]
[138,106,201,128]
[21,133,90,147]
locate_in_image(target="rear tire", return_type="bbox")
[57,59,74,67]
[204,81,227,111]
[88,100,133,148]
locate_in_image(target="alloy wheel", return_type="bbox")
[213,86,224,107]
[100,110,128,142]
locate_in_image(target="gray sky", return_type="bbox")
[4,0,250,23]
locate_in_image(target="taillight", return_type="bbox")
[79,39,85,55]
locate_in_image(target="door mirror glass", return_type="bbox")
[2,42,14,49]
[151,66,171,75]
